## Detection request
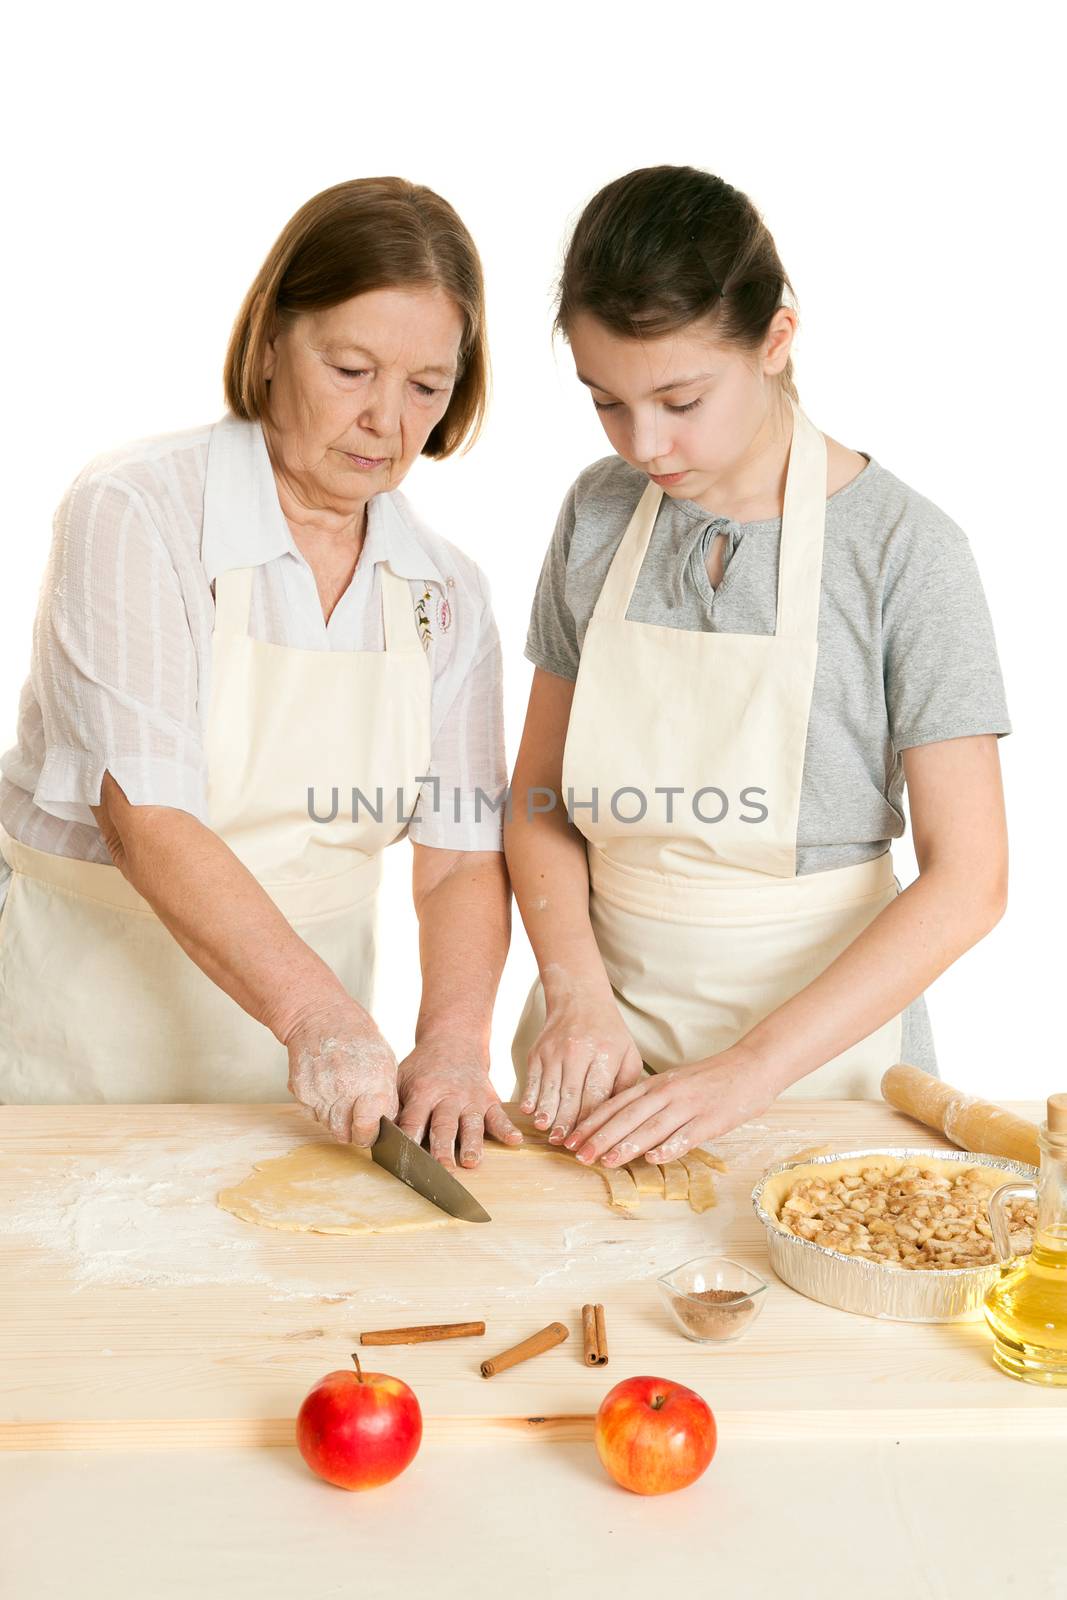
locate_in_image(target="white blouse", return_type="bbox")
[0,414,506,911]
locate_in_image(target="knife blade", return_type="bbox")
[371,1118,491,1223]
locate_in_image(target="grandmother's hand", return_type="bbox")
[285,999,399,1146]
[395,1037,523,1170]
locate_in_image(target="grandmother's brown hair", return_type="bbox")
[224,177,489,457]
[554,165,799,403]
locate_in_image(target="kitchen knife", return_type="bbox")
[371,1117,491,1223]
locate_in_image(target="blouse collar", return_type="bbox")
[201,412,444,586]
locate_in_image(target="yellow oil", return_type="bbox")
[983,1224,1067,1386]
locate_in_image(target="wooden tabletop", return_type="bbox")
[2,1097,1063,1450]
[5,1438,1066,1599]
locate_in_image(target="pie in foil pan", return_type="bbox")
[751,1146,1039,1323]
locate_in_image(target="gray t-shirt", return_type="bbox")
[524,449,1013,1075]
[526,449,1011,872]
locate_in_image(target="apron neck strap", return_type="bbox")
[380,564,423,652]
[592,480,664,623]
[775,398,827,639]
[213,567,255,637]
[589,395,827,639]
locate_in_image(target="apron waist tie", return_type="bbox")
[0,827,383,923]
[587,844,897,925]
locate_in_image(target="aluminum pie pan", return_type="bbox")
[751,1146,1039,1323]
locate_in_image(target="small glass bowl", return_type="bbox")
[658,1255,769,1344]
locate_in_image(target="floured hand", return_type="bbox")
[395,1040,522,1171]
[565,1046,779,1167]
[521,970,645,1144]
[286,1000,399,1147]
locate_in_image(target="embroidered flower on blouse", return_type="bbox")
[414,587,433,650]
[415,578,456,648]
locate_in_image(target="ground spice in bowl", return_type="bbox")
[672,1287,759,1339]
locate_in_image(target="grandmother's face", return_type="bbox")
[261,286,463,507]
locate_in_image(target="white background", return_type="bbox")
[1,1,1059,1103]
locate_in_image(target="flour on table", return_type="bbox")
[0,1119,816,1302]
[483,1126,821,1296]
[0,1130,355,1299]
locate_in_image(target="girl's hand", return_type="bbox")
[564,1047,780,1167]
[521,992,645,1144]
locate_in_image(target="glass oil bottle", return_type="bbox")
[983,1092,1067,1386]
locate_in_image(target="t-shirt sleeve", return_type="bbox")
[882,506,1011,752]
[29,470,207,826]
[524,478,581,681]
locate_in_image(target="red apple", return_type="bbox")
[595,1374,716,1495]
[296,1353,422,1490]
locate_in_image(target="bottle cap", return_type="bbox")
[1047,1093,1067,1135]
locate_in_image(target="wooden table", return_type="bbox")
[4,1437,1066,1599]
[3,1098,1063,1598]
[2,1098,1063,1447]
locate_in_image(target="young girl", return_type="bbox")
[504,165,1010,1173]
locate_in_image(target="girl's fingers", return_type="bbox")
[548,1074,586,1143]
[645,1118,706,1164]
[576,1062,617,1129]
[600,1104,691,1165]
[573,1091,672,1166]
[565,1077,655,1151]
[532,1059,564,1131]
[614,1052,648,1093]
[554,1047,617,1138]
[520,1052,544,1117]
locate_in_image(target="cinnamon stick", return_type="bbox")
[480,1321,569,1379]
[581,1304,598,1365]
[593,1303,608,1365]
[360,1321,485,1347]
[581,1303,608,1366]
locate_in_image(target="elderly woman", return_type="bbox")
[0,177,521,1169]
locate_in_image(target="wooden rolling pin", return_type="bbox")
[881,1064,1042,1166]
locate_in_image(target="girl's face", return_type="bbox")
[566,308,795,501]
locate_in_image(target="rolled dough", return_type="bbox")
[217,1142,461,1235]
[601,1165,641,1210]
[497,1113,730,1215]
[687,1148,729,1173]
[680,1153,718,1213]
[662,1161,690,1201]
[626,1158,666,1197]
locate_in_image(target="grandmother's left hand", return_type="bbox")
[563,1046,782,1167]
[395,1037,523,1170]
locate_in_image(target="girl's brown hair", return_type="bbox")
[224,177,490,457]
[554,165,798,402]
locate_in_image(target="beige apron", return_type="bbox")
[0,559,431,1103]
[512,398,905,1101]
